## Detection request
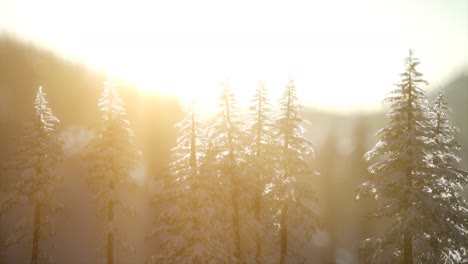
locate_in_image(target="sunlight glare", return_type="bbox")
[83,0,407,114]
[19,0,463,114]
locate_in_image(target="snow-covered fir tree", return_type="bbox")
[358,50,447,264]
[1,87,63,264]
[245,81,279,263]
[206,80,245,262]
[83,80,139,264]
[421,91,468,263]
[146,101,233,263]
[275,79,319,264]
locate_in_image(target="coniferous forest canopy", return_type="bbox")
[1,34,468,264]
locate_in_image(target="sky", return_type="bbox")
[1,0,467,113]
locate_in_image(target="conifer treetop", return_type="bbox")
[1,86,63,260]
[84,80,139,206]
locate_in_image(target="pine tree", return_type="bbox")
[245,81,278,263]
[1,87,63,264]
[421,91,468,263]
[83,80,139,264]
[146,101,232,263]
[275,79,319,264]
[358,50,437,264]
[206,80,245,262]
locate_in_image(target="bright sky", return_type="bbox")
[1,0,467,113]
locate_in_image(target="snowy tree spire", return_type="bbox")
[1,86,63,264]
[275,78,318,264]
[245,81,278,263]
[147,100,233,263]
[83,80,139,264]
[421,90,468,263]
[432,91,462,165]
[206,80,246,262]
[358,50,447,264]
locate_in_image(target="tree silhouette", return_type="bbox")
[245,81,278,263]
[318,127,339,263]
[349,117,375,264]
[359,50,436,264]
[206,81,245,262]
[275,79,319,264]
[83,80,139,264]
[147,101,232,263]
[422,91,468,263]
[1,87,63,264]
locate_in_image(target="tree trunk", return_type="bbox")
[403,234,413,264]
[255,184,262,264]
[431,237,440,263]
[31,202,41,264]
[325,183,337,263]
[279,203,288,264]
[279,86,291,264]
[224,85,242,262]
[107,200,114,264]
[404,164,413,264]
[231,179,241,262]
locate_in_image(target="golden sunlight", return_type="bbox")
[4,0,463,113]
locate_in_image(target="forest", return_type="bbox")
[1,37,468,264]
